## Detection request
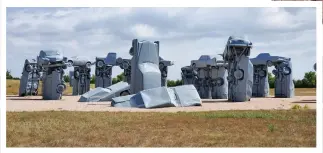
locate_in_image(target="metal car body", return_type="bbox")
[223,36,253,102]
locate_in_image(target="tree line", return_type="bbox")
[7,70,316,88]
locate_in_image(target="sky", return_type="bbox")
[6,7,316,80]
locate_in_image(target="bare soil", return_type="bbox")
[6,95,316,112]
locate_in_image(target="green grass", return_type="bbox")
[7,110,316,147]
[267,124,275,132]
[291,104,312,110]
[291,104,303,110]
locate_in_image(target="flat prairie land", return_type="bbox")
[6,80,317,147]
[6,79,316,96]
[7,110,316,147]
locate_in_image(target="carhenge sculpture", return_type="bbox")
[19,59,41,96]
[37,50,70,100]
[211,57,229,99]
[111,39,201,108]
[250,53,270,97]
[68,57,92,95]
[116,56,173,87]
[130,39,162,94]
[116,57,132,84]
[223,36,253,102]
[181,66,197,85]
[188,55,228,99]
[79,40,164,102]
[94,53,117,88]
[79,39,201,108]
[159,57,174,87]
[267,55,294,98]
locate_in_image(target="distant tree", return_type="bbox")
[6,70,13,79]
[167,79,183,87]
[63,75,70,83]
[167,80,176,87]
[268,72,275,88]
[175,79,183,86]
[90,75,96,84]
[112,72,125,85]
[293,71,316,88]
[294,79,303,88]
[303,71,316,88]
[112,78,118,84]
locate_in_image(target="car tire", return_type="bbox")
[283,66,292,75]
[96,60,104,68]
[215,78,224,86]
[74,70,80,79]
[120,90,130,96]
[234,69,244,80]
[24,64,33,72]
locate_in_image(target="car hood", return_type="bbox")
[45,55,64,62]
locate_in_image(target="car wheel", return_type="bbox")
[215,78,224,86]
[120,90,130,96]
[283,66,292,75]
[25,64,33,72]
[234,69,244,80]
[56,84,65,94]
[159,63,164,70]
[96,60,104,68]
[74,70,80,79]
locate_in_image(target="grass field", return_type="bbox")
[6,79,95,95]
[6,79,316,96]
[7,110,316,147]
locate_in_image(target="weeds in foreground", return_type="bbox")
[291,104,302,110]
[268,124,275,132]
[291,104,310,110]
[303,104,310,109]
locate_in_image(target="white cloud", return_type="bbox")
[131,24,158,38]
[6,7,316,80]
[258,8,297,29]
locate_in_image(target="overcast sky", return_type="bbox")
[6,7,316,80]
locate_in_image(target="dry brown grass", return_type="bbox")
[6,79,95,95]
[6,79,316,96]
[7,110,316,147]
[269,88,316,96]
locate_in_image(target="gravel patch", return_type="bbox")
[6,95,316,112]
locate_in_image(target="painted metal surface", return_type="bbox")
[112,85,201,108]
[68,57,92,95]
[116,57,132,84]
[223,36,253,102]
[182,55,228,99]
[130,39,161,94]
[37,50,69,100]
[95,53,117,88]
[19,59,41,96]
[272,60,295,98]
[159,57,174,87]
[78,81,130,102]
[250,53,270,97]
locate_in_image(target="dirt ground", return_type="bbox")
[6,95,316,112]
